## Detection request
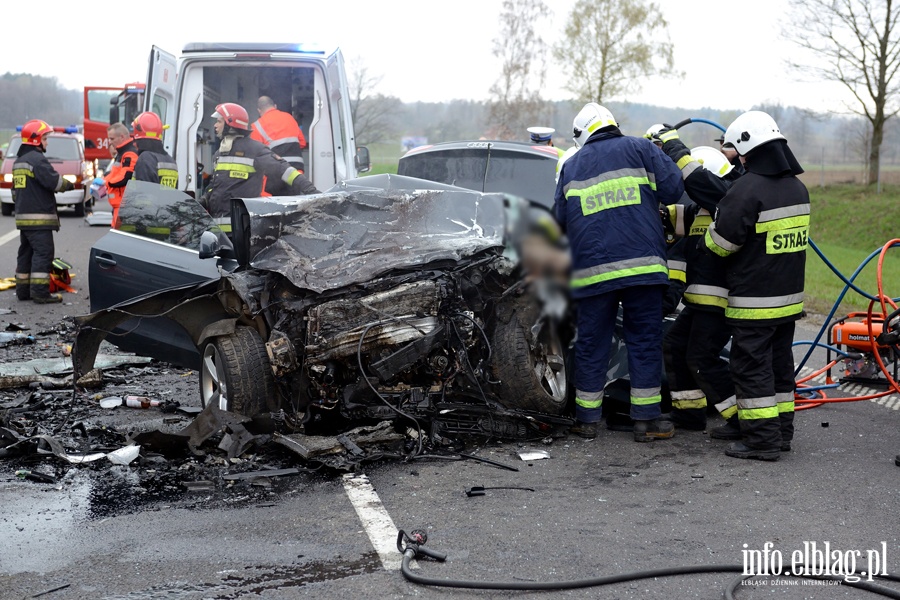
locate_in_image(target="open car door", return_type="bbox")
[145,46,177,155]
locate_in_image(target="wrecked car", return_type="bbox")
[75,176,573,439]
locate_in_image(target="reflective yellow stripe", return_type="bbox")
[738,406,780,420]
[755,215,810,233]
[720,404,738,419]
[726,302,804,320]
[215,162,256,173]
[572,264,667,288]
[673,397,707,409]
[676,155,695,170]
[777,400,795,414]
[705,225,738,256]
[669,268,686,283]
[16,218,59,227]
[576,397,603,409]
[684,292,728,309]
[631,394,661,406]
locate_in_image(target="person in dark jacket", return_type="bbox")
[704,111,809,461]
[651,130,741,432]
[202,102,319,232]
[131,112,178,189]
[554,103,684,442]
[12,119,75,303]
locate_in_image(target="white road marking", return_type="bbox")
[342,473,417,571]
[0,229,19,247]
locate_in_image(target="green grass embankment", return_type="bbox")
[807,184,900,316]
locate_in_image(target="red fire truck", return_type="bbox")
[82,83,146,166]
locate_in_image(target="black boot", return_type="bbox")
[710,416,741,440]
[725,442,780,461]
[633,418,674,442]
[569,421,598,439]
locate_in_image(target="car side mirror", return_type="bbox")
[355,146,371,173]
[198,230,221,259]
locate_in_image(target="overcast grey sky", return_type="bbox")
[6,1,849,113]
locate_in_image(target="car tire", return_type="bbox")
[73,200,85,217]
[1,203,11,217]
[490,297,569,415]
[199,326,276,417]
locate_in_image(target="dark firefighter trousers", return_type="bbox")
[16,229,55,301]
[663,306,735,429]
[574,284,666,424]
[730,322,796,450]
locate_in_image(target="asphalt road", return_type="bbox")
[0,208,898,600]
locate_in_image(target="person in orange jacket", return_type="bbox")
[250,96,307,194]
[104,123,139,228]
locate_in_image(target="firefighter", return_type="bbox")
[554,103,684,441]
[650,129,741,432]
[715,133,745,176]
[131,112,178,188]
[104,122,139,228]
[203,102,319,232]
[12,119,75,304]
[704,111,809,461]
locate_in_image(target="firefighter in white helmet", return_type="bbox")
[648,125,742,434]
[704,111,809,461]
[555,102,684,441]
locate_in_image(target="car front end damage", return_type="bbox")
[75,177,573,443]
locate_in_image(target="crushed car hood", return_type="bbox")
[237,175,508,293]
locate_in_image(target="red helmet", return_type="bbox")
[132,112,165,140]
[21,119,53,146]
[211,103,250,131]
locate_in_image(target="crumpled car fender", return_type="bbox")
[74,278,241,380]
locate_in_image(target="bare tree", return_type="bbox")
[553,0,676,104]
[487,0,552,140]
[785,0,900,186]
[347,58,401,146]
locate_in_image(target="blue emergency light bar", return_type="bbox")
[15,125,79,133]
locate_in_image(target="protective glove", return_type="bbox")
[657,127,693,169]
[60,179,75,193]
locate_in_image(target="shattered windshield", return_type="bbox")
[239,184,508,293]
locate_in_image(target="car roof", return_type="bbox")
[401,139,561,160]
[397,139,561,208]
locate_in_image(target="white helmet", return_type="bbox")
[645,123,666,139]
[723,110,785,155]
[555,146,579,183]
[690,145,733,178]
[573,102,617,148]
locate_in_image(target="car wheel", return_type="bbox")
[199,327,276,417]
[73,200,85,217]
[490,297,569,415]
[0,203,11,217]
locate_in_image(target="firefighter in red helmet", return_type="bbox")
[12,119,75,303]
[202,102,318,232]
[132,112,178,188]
